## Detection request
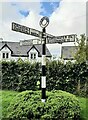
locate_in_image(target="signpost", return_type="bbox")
[39,16,49,102]
[12,22,54,39]
[47,34,77,44]
[12,22,77,44]
[12,17,76,102]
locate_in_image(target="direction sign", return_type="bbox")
[47,37,64,44]
[12,22,41,37]
[12,22,54,39]
[12,22,76,44]
[56,34,77,42]
[47,34,77,44]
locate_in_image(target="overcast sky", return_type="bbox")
[0,0,87,58]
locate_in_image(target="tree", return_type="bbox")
[74,34,87,63]
[74,34,88,95]
[86,37,88,62]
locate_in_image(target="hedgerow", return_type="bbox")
[2,61,41,91]
[1,60,88,96]
[6,90,80,120]
[46,61,88,96]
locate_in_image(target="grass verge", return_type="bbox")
[78,97,88,120]
[0,90,18,118]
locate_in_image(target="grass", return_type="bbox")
[0,90,18,118]
[78,97,88,120]
[0,90,88,120]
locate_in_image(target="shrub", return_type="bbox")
[7,90,80,120]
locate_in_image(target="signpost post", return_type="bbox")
[12,17,76,102]
[39,16,49,102]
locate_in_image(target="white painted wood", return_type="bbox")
[42,55,46,65]
[41,76,46,88]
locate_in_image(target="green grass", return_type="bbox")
[0,90,18,118]
[0,90,2,119]
[78,97,88,120]
[0,90,88,120]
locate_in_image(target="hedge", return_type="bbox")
[2,61,41,91]
[46,61,88,96]
[1,60,88,96]
[6,90,80,120]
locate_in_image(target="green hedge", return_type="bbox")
[2,61,41,91]
[6,90,80,120]
[1,60,88,96]
[46,61,88,96]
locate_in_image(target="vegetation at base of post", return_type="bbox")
[1,90,88,120]
[4,90,80,120]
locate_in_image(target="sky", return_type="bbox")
[0,0,87,58]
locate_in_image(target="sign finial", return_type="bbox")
[39,16,49,28]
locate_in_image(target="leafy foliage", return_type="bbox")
[1,60,88,96]
[46,61,88,96]
[7,90,80,120]
[2,61,41,91]
[86,37,88,61]
[74,34,87,63]
[1,90,88,120]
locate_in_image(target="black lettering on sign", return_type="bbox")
[21,26,30,35]
[12,22,30,35]
[31,32,40,37]
[30,29,40,37]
